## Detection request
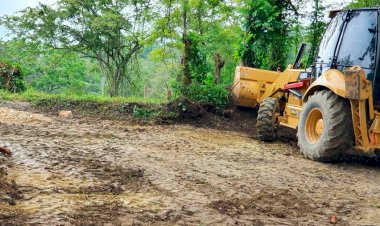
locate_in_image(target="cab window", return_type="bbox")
[337,10,377,74]
[315,12,346,76]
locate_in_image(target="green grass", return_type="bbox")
[0,89,165,105]
[132,106,162,119]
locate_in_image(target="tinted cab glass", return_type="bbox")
[315,12,346,77]
[315,9,380,104]
[336,10,377,78]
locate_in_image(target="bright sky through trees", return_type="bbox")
[0,0,351,16]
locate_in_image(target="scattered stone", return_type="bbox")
[59,110,73,119]
[0,146,11,157]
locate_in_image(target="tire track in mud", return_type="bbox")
[0,105,379,225]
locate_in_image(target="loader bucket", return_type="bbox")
[231,66,279,108]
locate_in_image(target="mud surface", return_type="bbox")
[0,102,380,225]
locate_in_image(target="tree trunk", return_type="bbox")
[95,42,141,97]
[102,66,123,97]
[166,83,172,101]
[183,38,191,87]
[196,2,203,35]
[182,1,191,88]
[108,78,120,97]
[213,53,225,84]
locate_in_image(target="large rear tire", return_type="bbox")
[297,90,353,162]
[257,97,280,142]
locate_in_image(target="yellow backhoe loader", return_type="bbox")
[232,8,380,162]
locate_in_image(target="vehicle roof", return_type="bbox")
[329,7,378,18]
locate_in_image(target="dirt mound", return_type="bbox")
[32,97,266,139]
[165,97,205,119]
[209,188,316,218]
[33,98,157,121]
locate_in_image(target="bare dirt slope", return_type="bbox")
[0,103,380,225]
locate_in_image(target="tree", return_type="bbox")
[2,0,156,96]
[156,0,241,88]
[0,39,102,95]
[182,0,192,88]
[349,0,380,7]
[213,53,225,84]
[32,50,102,95]
[240,0,299,70]
[305,0,326,66]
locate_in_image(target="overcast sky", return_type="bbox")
[0,0,354,17]
[0,0,56,16]
[0,0,51,39]
[0,0,354,39]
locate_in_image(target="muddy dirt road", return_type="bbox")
[0,103,380,225]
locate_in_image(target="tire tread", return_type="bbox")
[297,90,353,162]
[257,98,279,142]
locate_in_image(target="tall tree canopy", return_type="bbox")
[0,0,354,106]
[2,0,155,96]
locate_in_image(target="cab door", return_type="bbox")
[335,9,378,102]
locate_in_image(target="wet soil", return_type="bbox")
[0,101,380,225]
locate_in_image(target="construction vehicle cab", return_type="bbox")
[310,8,378,100]
[232,8,380,162]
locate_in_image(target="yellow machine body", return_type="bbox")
[231,8,380,161]
[231,65,302,108]
[232,65,380,154]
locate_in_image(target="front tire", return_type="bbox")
[257,97,280,142]
[297,90,353,162]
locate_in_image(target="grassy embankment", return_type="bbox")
[0,90,166,120]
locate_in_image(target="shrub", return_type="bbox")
[186,73,229,109]
[0,62,26,93]
[132,106,161,119]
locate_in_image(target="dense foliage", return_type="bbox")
[241,0,299,70]
[3,0,154,96]
[0,0,366,107]
[348,0,380,7]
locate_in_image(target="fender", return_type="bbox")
[303,67,371,101]
[303,69,348,101]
